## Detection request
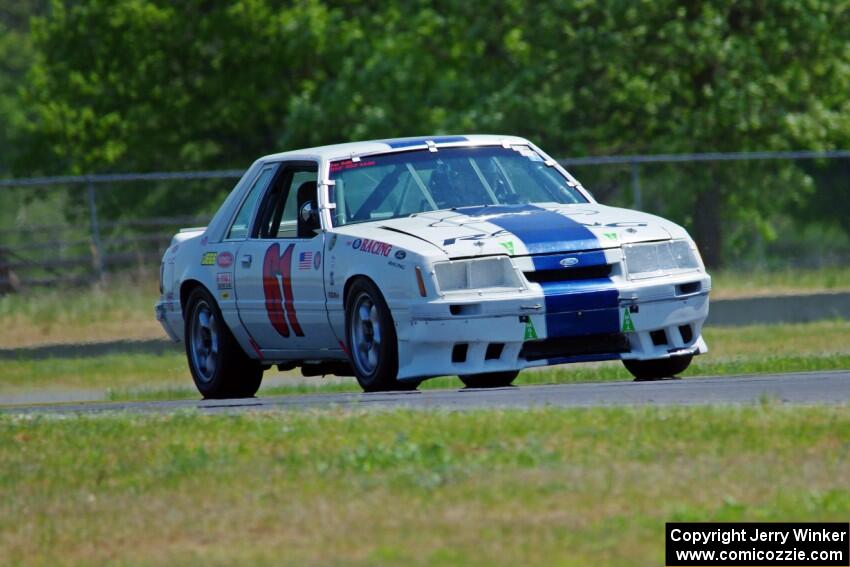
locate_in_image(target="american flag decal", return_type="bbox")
[298,251,313,270]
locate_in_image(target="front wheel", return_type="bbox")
[184,287,263,398]
[459,371,519,388]
[345,279,417,392]
[623,354,693,381]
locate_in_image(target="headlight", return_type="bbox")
[624,240,701,280]
[434,257,522,293]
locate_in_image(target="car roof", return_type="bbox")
[257,134,533,163]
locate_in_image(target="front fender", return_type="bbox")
[325,233,435,344]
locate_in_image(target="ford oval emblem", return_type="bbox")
[560,257,579,267]
[394,250,407,260]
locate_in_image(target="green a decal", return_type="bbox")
[622,309,635,332]
[500,241,515,255]
[524,318,538,340]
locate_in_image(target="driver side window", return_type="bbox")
[254,164,319,239]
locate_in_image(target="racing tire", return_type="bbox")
[459,371,519,388]
[623,354,693,381]
[345,278,417,392]
[184,287,263,399]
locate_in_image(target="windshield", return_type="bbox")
[328,145,588,226]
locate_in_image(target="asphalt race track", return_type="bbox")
[2,371,849,415]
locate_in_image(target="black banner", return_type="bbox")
[666,523,849,566]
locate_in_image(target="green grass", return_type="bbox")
[2,320,850,403]
[0,272,164,348]
[711,265,850,298]
[1,406,849,565]
[2,352,189,392]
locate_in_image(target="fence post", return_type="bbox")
[86,177,105,282]
[630,160,642,209]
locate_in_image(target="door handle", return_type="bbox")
[241,254,252,268]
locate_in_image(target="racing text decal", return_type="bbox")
[263,243,304,338]
[351,238,392,256]
[330,159,377,173]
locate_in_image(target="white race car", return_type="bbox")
[156,135,710,398]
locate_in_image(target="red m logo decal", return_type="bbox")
[263,243,304,338]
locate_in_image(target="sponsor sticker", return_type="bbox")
[201,252,217,266]
[217,251,234,268]
[524,318,538,340]
[220,291,230,300]
[603,232,618,241]
[330,159,377,173]
[394,249,407,260]
[443,230,508,246]
[387,260,405,270]
[622,308,635,332]
[500,241,515,255]
[216,272,233,290]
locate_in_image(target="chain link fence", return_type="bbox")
[1,150,849,292]
[0,172,241,291]
[568,150,850,270]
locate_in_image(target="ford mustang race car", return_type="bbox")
[156,135,710,398]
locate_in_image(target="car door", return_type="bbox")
[233,161,336,357]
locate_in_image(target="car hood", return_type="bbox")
[363,203,686,258]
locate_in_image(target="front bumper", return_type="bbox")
[394,274,710,380]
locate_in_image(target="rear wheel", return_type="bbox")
[345,278,418,392]
[623,354,693,381]
[184,287,263,398]
[459,370,519,388]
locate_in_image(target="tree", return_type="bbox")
[18,0,850,266]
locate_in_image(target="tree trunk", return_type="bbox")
[0,247,19,295]
[692,187,724,269]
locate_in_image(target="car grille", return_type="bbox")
[523,264,612,283]
[520,333,630,362]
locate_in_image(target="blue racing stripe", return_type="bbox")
[385,136,468,149]
[539,273,620,337]
[456,204,621,339]
[531,251,617,336]
[456,204,599,254]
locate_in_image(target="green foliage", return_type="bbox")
[7,0,850,264]
[22,1,850,167]
[0,1,46,174]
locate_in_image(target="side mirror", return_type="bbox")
[300,201,318,223]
